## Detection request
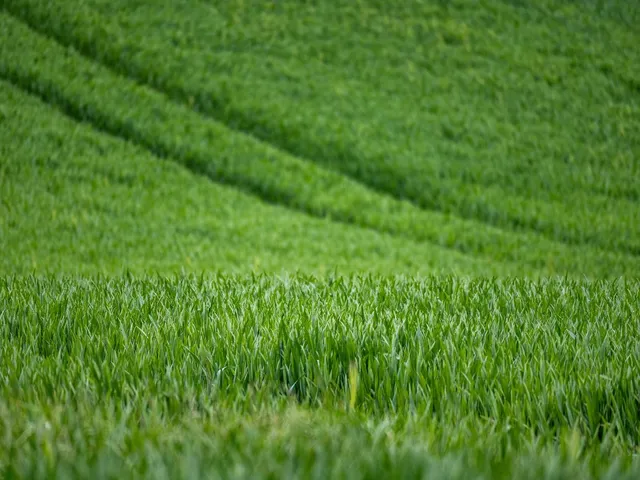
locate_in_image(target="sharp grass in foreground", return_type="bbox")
[1,275,639,478]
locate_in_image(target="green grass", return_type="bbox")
[0,12,635,277]
[4,0,639,254]
[0,78,500,276]
[1,0,639,478]
[2,276,640,479]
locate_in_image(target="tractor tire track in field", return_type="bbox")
[1,10,637,276]
[0,65,516,276]
[0,68,415,248]
[0,12,575,274]
[5,2,638,257]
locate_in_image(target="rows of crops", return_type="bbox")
[1,0,639,478]
[3,0,639,255]
[0,11,637,277]
[1,78,499,275]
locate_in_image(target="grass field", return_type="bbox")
[1,0,639,478]
[2,276,640,479]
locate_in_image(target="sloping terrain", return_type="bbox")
[0,78,498,275]
[1,1,639,479]
[0,0,639,276]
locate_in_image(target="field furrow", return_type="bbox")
[0,12,637,277]
[1,78,506,276]
[3,0,638,254]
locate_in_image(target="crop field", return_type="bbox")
[0,0,639,478]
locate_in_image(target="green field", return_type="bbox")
[2,276,639,479]
[1,0,639,478]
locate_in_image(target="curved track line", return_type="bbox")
[5,4,637,257]
[1,70,515,274]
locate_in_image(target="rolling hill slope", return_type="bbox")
[1,1,640,479]
[0,2,639,276]
[1,77,505,275]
